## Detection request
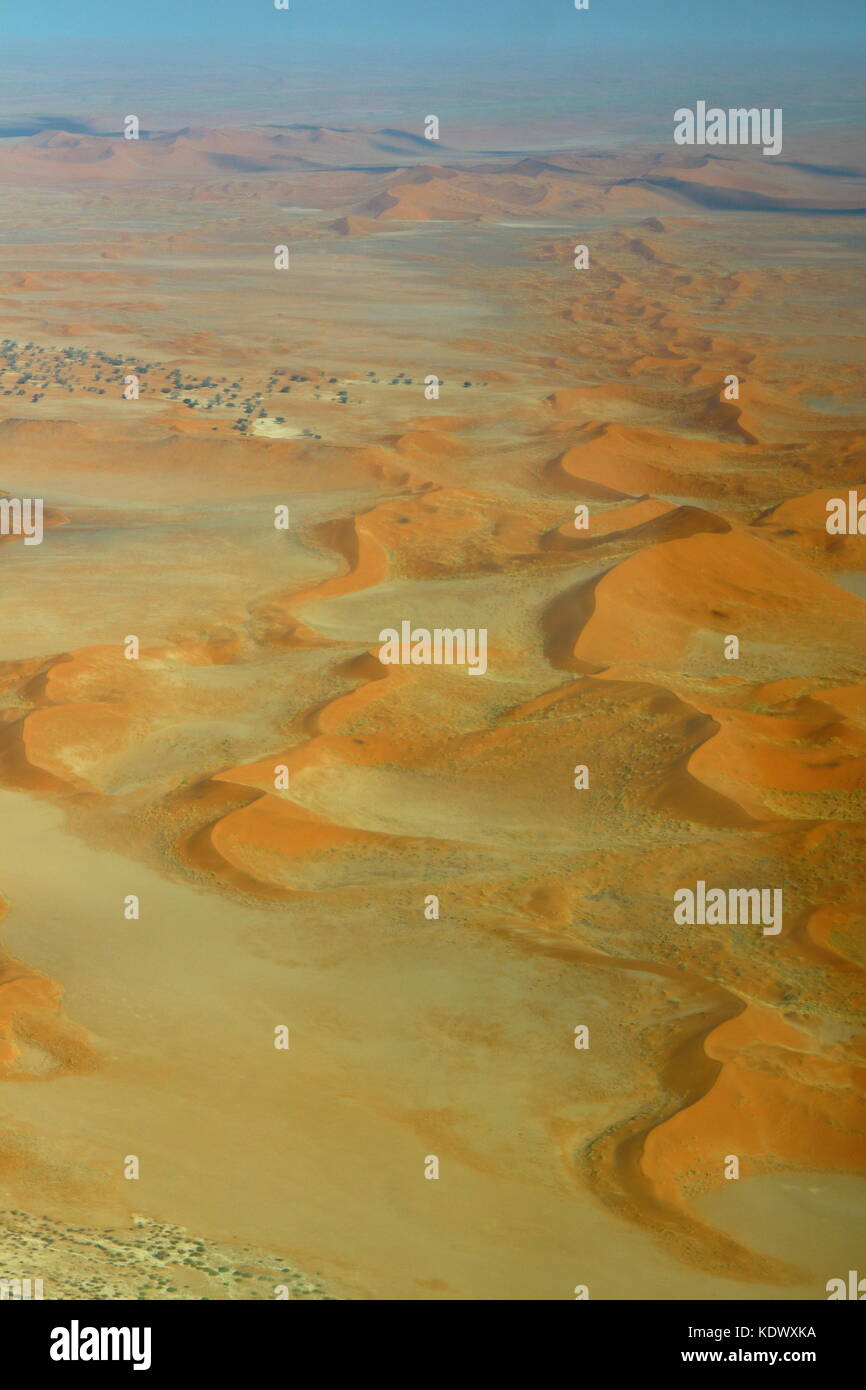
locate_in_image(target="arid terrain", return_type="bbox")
[0,107,864,1300]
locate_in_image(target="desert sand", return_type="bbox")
[0,104,864,1301]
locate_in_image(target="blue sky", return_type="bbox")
[5,0,865,47]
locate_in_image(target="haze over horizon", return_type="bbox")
[2,0,865,149]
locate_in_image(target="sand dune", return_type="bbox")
[550,422,740,498]
[0,125,453,184]
[563,530,866,672]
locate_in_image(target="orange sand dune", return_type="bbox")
[685,700,866,817]
[255,486,575,654]
[550,422,743,499]
[642,1004,866,1212]
[0,416,415,504]
[251,507,394,647]
[0,125,452,185]
[186,659,461,892]
[329,215,382,237]
[0,899,94,1079]
[563,530,866,670]
[206,793,442,892]
[547,381,760,444]
[752,486,866,569]
[1,641,248,792]
[546,499,731,553]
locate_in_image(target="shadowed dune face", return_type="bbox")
[0,105,864,1303]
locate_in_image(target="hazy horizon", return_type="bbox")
[3,41,866,151]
